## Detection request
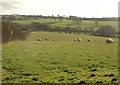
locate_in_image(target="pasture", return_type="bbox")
[2,32,118,84]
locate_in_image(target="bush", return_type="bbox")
[2,21,12,43]
[31,22,49,31]
[2,21,27,43]
[96,25,117,37]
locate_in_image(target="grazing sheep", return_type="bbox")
[74,39,76,41]
[88,38,91,42]
[78,38,81,42]
[105,38,113,44]
[38,38,42,41]
[45,39,47,41]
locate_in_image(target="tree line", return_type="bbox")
[2,15,117,21]
[2,20,118,43]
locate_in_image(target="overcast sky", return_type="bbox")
[0,0,119,17]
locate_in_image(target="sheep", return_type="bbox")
[38,38,42,41]
[105,38,113,44]
[44,39,47,41]
[78,38,81,42]
[74,39,76,41]
[88,38,91,42]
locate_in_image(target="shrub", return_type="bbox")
[96,25,117,37]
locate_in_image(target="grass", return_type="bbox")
[2,32,118,83]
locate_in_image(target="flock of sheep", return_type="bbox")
[74,38,113,44]
[38,38,54,41]
[38,38,113,44]
[74,38,91,42]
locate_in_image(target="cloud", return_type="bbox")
[0,0,23,10]
[1,2,18,10]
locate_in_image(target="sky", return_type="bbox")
[0,0,119,18]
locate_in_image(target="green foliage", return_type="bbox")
[2,21,27,43]
[2,21,12,43]
[30,22,49,31]
[96,25,117,37]
[12,19,118,37]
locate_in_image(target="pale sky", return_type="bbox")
[0,0,119,17]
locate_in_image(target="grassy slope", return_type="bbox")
[2,32,118,83]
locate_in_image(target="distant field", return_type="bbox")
[13,19,118,30]
[13,19,56,24]
[2,32,118,83]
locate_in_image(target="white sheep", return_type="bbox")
[38,38,42,41]
[78,38,81,42]
[105,38,113,44]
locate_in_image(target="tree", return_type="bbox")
[96,25,117,37]
[10,23,23,40]
[2,21,27,43]
[31,22,49,31]
[9,15,16,20]
[57,15,63,22]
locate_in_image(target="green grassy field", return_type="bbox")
[2,32,118,84]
